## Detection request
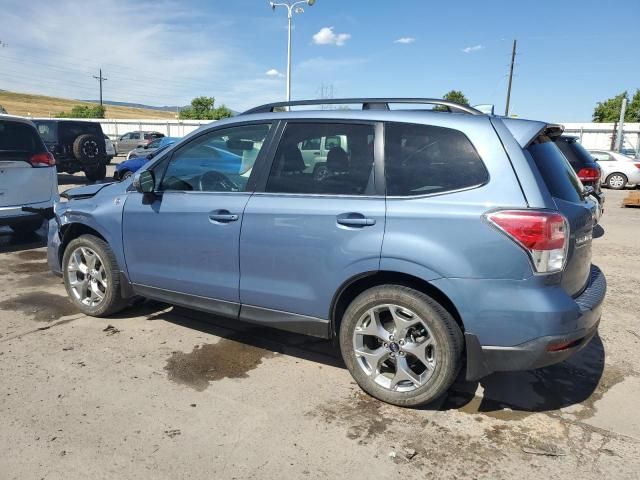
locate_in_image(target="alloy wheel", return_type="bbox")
[352,304,437,392]
[609,174,625,189]
[67,246,108,307]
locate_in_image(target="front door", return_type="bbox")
[239,121,385,333]
[122,123,273,315]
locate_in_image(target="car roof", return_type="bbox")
[0,114,38,126]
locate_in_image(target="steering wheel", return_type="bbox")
[198,170,239,192]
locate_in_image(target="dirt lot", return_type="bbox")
[1,168,639,479]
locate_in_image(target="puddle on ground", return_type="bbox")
[0,292,78,322]
[164,338,277,391]
[6,261,50,274]
[16,250,47,261]
[15,272,61,289]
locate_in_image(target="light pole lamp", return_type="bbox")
[270,0,316,103]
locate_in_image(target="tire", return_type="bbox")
[62,234,128,317]
[73,134,106,163]
[606,172,627,190]
[313,164,329,181]
[10,219,42,235]
[339,285,463,407]
[85,164,107,182]
[120,170,133,181]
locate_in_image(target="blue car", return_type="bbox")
[48,98,605,407]
[114,137,178,180]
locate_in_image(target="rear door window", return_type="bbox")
[265,123,375,195]
[384,122,488,196]
[527,136,583,202]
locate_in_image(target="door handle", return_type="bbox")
[337,214,376,227]
[209,210,239,223]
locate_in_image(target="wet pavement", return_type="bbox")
[0,169,639,479]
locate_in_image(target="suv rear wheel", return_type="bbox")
[62,234,128,317]
[339,285,463,407]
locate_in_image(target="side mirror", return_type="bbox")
[133,170,156,194]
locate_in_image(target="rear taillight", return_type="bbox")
[484,210,569,274]
[634,163,640,170]
[577,167,600,182]
[29,152,56,167]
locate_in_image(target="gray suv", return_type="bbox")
[47,98,605,407]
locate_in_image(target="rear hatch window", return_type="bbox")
[527,136,584,203]
[0,120,46,162]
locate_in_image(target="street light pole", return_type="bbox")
[270,0,316,103]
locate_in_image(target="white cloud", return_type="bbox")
[462,44,484,53]
[312,27,351,47]
[265,69,283,77]
[394,37,415,44]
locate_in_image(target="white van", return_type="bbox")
[0,115,58,235]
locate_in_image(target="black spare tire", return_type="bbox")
[73,134,105,163]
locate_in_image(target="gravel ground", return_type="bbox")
[1,166,639,479]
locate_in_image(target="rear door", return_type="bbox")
[0,120,53,207]
[527,136,594,296]
[239,121,384,331]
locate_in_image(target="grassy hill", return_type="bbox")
[0,90,177,119]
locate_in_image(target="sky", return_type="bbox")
[0,0,638,121]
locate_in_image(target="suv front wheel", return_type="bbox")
[85,164,107,182]
[339,285,463,407]
[62,234,128,317]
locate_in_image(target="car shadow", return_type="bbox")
[114,300,345,369]
[0,226,47,254]
[114,300,605,413]
[441,334,605,414]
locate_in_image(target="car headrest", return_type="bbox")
[327,147,349,172]
[280,145,306,173]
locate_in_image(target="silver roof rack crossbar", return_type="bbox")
[242,98,483,115]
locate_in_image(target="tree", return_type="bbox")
[442,90,470,106]
[592,90,640,122]
[0,104,7,114]
[56,104,105,118]
[179,96,233,120]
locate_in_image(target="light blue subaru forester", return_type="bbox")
[48,98,605,407]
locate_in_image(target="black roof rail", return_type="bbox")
[242,98,483,115]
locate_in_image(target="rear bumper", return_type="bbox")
[0,201,53,226]
[464,265,606,380]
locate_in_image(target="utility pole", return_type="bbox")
[615,96,627,152]
[505,39,517,117]
[93,69,108,106]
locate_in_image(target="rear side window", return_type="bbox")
[527,136,583,203]
[266,123,375,195]
[555,138,596,169]
[0,121,45,155]
[384,123,488,196]
[35,121,57,143]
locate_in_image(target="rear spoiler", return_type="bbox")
[497,117,564,148]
